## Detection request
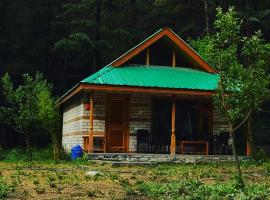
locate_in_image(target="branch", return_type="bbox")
[232,110,252,133]
[259,109,270,114]
[11,126,25,134]
[2,121,25,134]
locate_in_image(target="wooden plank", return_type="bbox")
[58,83,215,105]
[88,95,94,153]
[112,30,165,67]
[172,49,176,67]
[170,96,176,155]
[83,84,215,96]
[56,84,83,106]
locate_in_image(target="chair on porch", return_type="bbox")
[151,134,170,154]
[218,132,230,155]
[137,129,151,153]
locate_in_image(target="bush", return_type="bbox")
[253,148,268,163]
[1,148,55,163]
[35,186,45,194]
[0,178,10,199]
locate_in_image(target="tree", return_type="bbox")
[190,7,270,188]
[1,72,47,159]
[54,0,123,73]
[241,31,270,157]
[0,72,63,160]
[37,83,64,160]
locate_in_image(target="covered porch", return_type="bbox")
[82,90,232,156]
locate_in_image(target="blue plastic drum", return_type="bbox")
[71,145,83,160]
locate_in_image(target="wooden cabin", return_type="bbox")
[58,28,246,156]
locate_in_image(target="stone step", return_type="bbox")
[87,153,246,164]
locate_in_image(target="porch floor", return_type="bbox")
[87,153,246,164]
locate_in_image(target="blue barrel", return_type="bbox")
[71,145,83,160]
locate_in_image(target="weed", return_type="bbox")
[253,148,268,163]
[48,174,56,182]
[0,178,10,199]
[107,172,119,181]
[233,174,245,189]
[49,181,56,188]
[56,172,64,180]
[33,179,40,185]
[87,190,97,197]
[125,186,137,196]
[22,189,29,197]
[56,185,62,194]
[35,186,45,194]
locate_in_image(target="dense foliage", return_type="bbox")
[1,1,270,94]
[0,73,62,159]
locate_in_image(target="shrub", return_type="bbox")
[0,178,10,199]
[265,162,270,175]
[253,148,268,163]
[0,148,56,163]
[35,186,45,194]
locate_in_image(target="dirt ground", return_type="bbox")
[1,160,270,199]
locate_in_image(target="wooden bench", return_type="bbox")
[179,140,209,155]
[82,135,106,153]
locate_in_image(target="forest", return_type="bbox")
[0,0,270,147]
[1,1,270,93]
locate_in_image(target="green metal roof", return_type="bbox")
[81,65,220,91]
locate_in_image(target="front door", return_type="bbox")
[107,94,128,152]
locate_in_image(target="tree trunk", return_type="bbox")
[51,131,64,160]
[202,0,210,35]
[25,132,32,161]
[230,130,244,188]
[246,116,252,157]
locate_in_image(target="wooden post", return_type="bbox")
[172,49,176,67]
[246,119,251,157]
[170,96,176,155]
[246,141,251,157]
[146,48,150,65]
[88,95,94,153]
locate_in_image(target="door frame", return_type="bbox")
[105,94,129,152]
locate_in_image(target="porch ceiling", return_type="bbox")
[81,65,219,91]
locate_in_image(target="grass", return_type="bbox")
[0,149,270,199]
